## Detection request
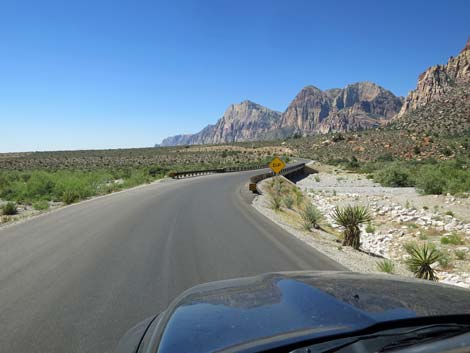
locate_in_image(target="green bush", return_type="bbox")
[2,202,18,215]
[374,164,414,187]
[455,250,466,260]
[365,222,375,233]
[300,203,322,231]
[404,242,440,281]
[347,156,360,169]
[376,259,395,274]
[438,252,453,270]
[415,167,447,195]
[440,233,464,245]
[32,200,49,211]
[331,205,371,249]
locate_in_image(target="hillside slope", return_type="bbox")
[392,38,470,134]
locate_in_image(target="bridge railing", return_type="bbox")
[248,163,306,193]
[169,164,267,179]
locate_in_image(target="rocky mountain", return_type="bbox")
[160,101,281,146]
[279,82,403,136]
[160,82,403,146]
[392,38,470,134]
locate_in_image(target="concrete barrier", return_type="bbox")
[169,164,266,179]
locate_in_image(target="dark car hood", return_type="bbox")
[131,271,470,353]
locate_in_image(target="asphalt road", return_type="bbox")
[0,169,344,353]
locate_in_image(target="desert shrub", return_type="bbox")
[376,259,395,274]
[415,161,470,195]
[332,205,371,249]
[270,194,282,211]
[404,242,440,281]
[440,233,464,245]
[283,195,294,209]
[300,203,321,231]
[445,210,454,217]
[365,222,375,233]
[374,164,414,187]
[32,200,49,211]
[2,202,18,215]
[415,166,447,195]
[293,188,304,206]
[438,252,453,270]
[455,250,466,260]
[347,156,360,169]
[55,175,95,204]
[375,153,394,162]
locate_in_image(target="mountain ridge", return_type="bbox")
[160,81,403,146]
[391,37,470,134]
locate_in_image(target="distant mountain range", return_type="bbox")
[160,38,470,146]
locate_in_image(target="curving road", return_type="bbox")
[0,169,344,353]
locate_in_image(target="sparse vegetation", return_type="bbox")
[438,252,453,270]
[404,242,440,281]
[440,233,464,246]
[293,187,304,206]
[331,205,371,249]
[455,250,466,260]
[0,145,279,207]
[270,194,282,211]
[376,259,395,274]
[282,195,294,209]
[32,200,49,211]
[365,222,375,234]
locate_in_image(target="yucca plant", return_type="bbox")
[300,203,321,231]
[376,259,395,274]
[331,205,371,249]
[404,242,440,281]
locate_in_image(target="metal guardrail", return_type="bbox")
[169,164,266,179]
[248,163,306,193]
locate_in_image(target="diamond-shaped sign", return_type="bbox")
[268,157,286,174]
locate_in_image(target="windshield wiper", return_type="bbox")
[378,324,470,352]
[304,324,470,353]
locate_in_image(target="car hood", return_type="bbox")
[132,271,470,353]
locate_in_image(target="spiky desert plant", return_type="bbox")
[404,242,440,281]
[270,194,282,211]
[293,188,304,206]
[376,259,395,274]
[283,194,294,209]
[300,203,322,231]
[331,205,371,249]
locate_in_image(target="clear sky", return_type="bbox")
[1,0,469,152]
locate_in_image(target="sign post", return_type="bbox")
[268,157,286,175]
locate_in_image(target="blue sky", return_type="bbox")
[1,0,469,152]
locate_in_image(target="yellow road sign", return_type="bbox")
[269,157,285,174]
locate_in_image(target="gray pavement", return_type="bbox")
[0,170,343,353]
